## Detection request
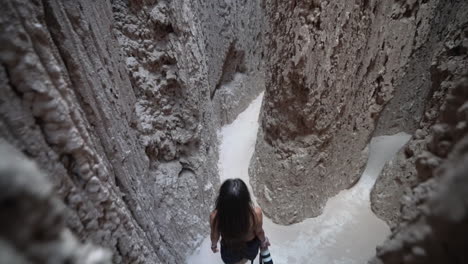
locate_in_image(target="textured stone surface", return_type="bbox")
[0,0,262,263]
[371,0,468,228]
[250,0,455,224]
[195,0,265,126]
[0,141,112,264]
[370,74,468,263]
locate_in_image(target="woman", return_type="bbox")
[210,178,271,264]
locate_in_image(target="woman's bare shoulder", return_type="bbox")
[210,210,217,218]
[254,206,263,219]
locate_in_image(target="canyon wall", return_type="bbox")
[369,2,468,262]
[0,141,112,264]
[0,0,263,263]
[196,0,265,126]
[250,0,453,224]
[371,0,468,228]
[370,74,468,263]
[250,0,468,260]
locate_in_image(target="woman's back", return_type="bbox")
[210,206,263,243]
[210,179,269,264]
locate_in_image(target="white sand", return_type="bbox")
[186,93,410,264]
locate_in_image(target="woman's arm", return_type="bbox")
[254,207,270,249]
[254,207,266,242]
[209,211,220,253]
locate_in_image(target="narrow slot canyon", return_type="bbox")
[0,1,467,264]
[188,93,410,263]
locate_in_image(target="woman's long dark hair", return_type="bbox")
[214,178,256,251]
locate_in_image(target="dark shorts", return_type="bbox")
[220,237,260,264]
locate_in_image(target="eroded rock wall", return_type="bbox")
[0,142,112,264]
[197,0,265,126]
[370,73,468,263]
[368,2,468,261]
[0,0,262,263]
[250,0,451,224]
[371,0,468,229]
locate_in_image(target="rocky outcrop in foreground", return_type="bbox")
[0,0,263,262]
[370,75,468,263]
[371,0,468,229]
[0,142,112,264]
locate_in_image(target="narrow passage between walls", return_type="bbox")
[187,94,411,264]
